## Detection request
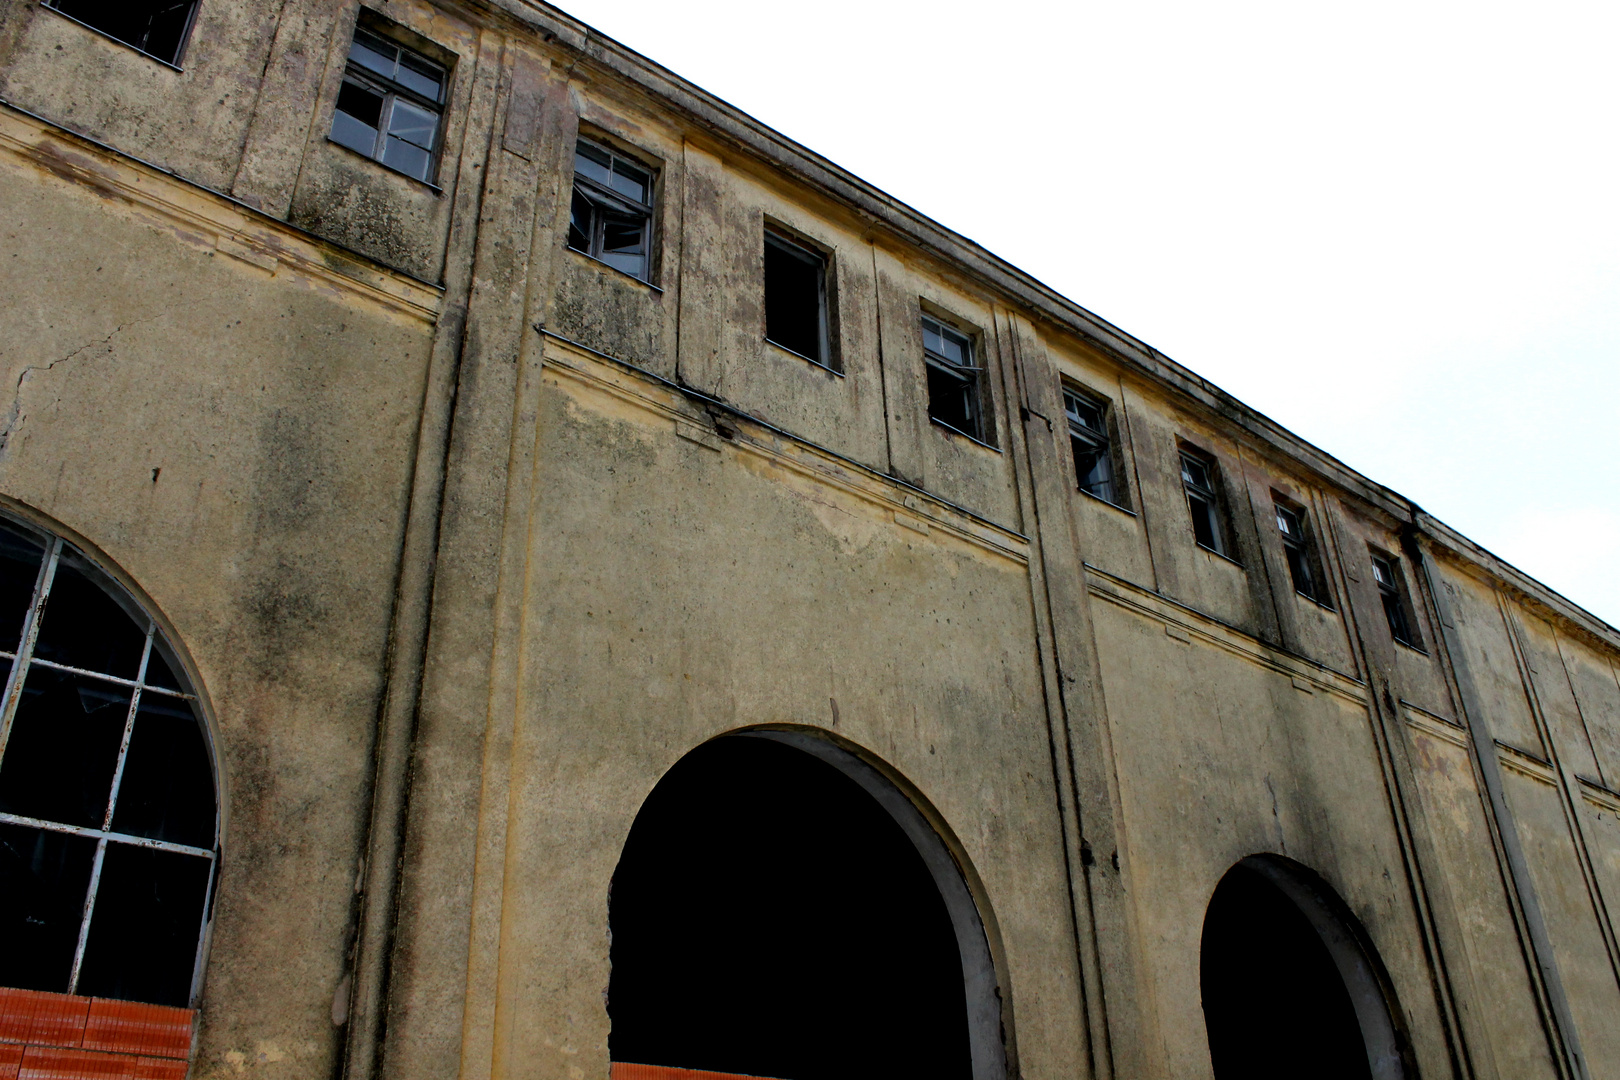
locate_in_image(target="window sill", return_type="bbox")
[766,338,843,377]
[565,245,663,293]
[43,6,187,71]
[1393,636,1429,657]
[1195,541,1245,569]
[1293,590,1338,614]
[1079,487,1135,516]
[929,417,1001,453]
[326,136,444,194]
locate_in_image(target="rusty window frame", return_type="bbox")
[1065,386,1127,509]
[42,0,200,69]
[0,524,217,1007]
[1180,446,1233,559]
[922,314,990,444]
[1370,549,1424,651]
[328,27,449,185]
[568,139,657,283]
[1273,496,1333,608]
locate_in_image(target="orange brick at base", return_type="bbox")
[1,1042,23,1080]
[83,1001,192,1061]
[610,1065,785,1080]
[17,1046,137,1080]
[0,990,89,1049]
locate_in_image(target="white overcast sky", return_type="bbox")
[556,0,1620,628]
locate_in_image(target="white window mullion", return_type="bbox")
[68,836,109,994]
[0,537,62,762]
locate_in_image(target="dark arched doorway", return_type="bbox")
[1201,855,1410,1080]
[609,730,1005,1080]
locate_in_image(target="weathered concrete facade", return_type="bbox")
[0,2,1616,1079]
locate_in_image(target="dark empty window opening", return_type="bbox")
[329,26,449,184]
[1371,551,1422,650]
[1181,448,1231,558]
[610,735,976,1080]
[923,314,988,443]
[764,229,832,368]
[1275,498,1331,607]
[44,1,199,67]
[568,139,655,282]
[1202,862,1382,1080]
[1066,387,1125,508]
[0,515,216,1008]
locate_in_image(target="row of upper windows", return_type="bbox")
[1065,385,1425,649]
[53,6,1430,652]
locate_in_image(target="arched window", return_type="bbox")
[0,514,216,1008]
[1201,855,1410,1080]
[609,731,1006,1080]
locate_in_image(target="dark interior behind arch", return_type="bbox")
[609,734,974,1080]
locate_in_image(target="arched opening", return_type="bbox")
[609,730,1005,1080]
[0,510,218,1008]
[1201,855,1409,1080]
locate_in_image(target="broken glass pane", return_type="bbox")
[0,667,132,828]
[927,364,974,435]
[764,234,825,362]
[110,696,213,849]
[76,844,211,1007]
[332,80,384,157]
[34,557,146,679]
[388,99,437,150]
[0,523,43,653]
[569,189,595,253]
[0,823,96,993]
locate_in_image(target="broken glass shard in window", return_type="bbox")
[33,557,146,678]
[110,696,213,849]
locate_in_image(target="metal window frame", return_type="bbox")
[333,28,448,183]
[763,228,833,368]
[1370,549,1424,650]
[1179,447,1230,557]
[568,138,657,282]
[41,0,201,70]
[1273,497,1333,609]
[921,313,987,443]
[1064,386,1127,509]
[0,530,218,1005]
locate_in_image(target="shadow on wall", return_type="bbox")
[608,730,1005,1080]
[1201,854,1413,1080]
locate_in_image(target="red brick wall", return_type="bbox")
[0,988,193,1080]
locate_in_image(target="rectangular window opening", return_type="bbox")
[1370,550,1423,649]
[923,314,988,443]
[329,25,450,184]
[568,138,657,283]
[44,0,199,67]
[764,229,832,368]
[1180,447,1232,558]
[1274,496,1332,608]
[1065,387,1126,508]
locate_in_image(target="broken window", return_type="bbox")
[1274,497,1331,607]
[1065,387,1126,508]
[1180,447,1233,558]
[44,1,199,66]
[0,516,216,1008]
[568,139,656,282]
[922,314,988,443]
[1370,550,1422,650]
[764,228,833,368]
[330,26,449,184]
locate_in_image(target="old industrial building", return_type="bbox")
[0,1,1616,1079]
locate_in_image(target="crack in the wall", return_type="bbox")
[0,320,140,453]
